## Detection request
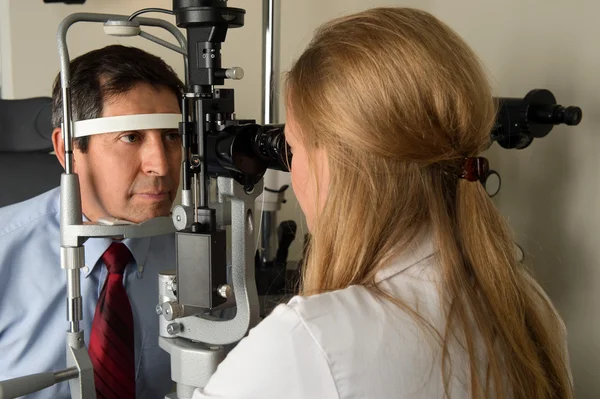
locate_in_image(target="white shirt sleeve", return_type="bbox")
[192,303,339,399]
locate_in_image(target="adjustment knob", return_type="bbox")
[172,205,192,231]
[217,284,232,299]
[161,301,182,321]
[225,67,244,80]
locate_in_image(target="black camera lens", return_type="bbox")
[252,124,290,172]
[208,123,290,188]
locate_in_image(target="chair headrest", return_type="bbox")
[0,97,54,152]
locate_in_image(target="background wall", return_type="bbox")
[1,0,598,397]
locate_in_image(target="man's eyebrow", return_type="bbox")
[113,128,180,135]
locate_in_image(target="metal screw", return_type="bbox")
[155,304,163,315]
[217,284,232,299]
[166,323,182,335]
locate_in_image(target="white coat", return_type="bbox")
[192,237,569,398]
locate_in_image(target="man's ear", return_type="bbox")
[51,127,66,170]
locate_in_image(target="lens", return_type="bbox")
[252,124,290,172]
[561,106,582,126]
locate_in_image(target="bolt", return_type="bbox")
[166,323,182,335]
[217,284,232,299]
[155,304,163,315]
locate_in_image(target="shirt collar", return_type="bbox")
[82,236,151,277]
[374,233,436,284]
[81,214,151,277]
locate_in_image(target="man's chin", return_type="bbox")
[124,203,172,224]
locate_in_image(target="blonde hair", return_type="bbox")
[286,7,572,399]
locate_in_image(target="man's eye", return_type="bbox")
[120,134,139,143]
[166,132,181,142]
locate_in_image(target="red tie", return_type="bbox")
[89,242,136,399]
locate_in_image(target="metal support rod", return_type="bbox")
[262,0,276,125]
[260,0,279,263]
[193,173,199,223]
[55,367,79,384]
[62,90,73,174]
[181,97,190,192]
[0,367,79,398]
[198,113,207,209]
[66,269,82,333]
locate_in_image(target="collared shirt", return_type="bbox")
[192,238,570,399]
[0,187,175,398]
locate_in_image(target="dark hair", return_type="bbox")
[52,44,184,153]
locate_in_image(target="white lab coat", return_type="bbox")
[191,237,560,399]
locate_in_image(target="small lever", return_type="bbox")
[0,367,78,399]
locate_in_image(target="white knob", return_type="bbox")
[172,205,190,231]
[225,67,244,80]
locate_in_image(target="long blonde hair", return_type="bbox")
[286,7,572,399]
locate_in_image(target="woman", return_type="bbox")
[193,7,572,399]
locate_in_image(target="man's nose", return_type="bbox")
[141,134,169,176]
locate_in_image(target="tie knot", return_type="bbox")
[101,242,133,275]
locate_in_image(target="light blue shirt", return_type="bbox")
[0,187,175,398]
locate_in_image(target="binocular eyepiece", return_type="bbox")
[540,105,582,126]
[206,123,289,188]
[492,89,582,149]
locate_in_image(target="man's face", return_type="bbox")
[74,83,182,223]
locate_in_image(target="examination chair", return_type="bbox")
[0,97,63,207]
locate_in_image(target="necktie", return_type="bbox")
[88,242,136,399]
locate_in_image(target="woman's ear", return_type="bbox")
[51,127,66,170]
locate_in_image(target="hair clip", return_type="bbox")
[460,157,489,182]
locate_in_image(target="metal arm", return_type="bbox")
[0,13,187,399]
[57,14,187,399]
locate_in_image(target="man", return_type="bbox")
[0,45,184,398]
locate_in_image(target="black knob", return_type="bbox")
[561,106,582,126]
